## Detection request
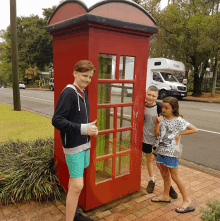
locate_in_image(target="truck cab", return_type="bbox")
[147,58,187,99]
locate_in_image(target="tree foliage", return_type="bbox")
[147,0,220,96]
[0,7,55,85]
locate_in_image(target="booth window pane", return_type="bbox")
[116,131,131,153]
[97,108,114,130]
[96,158,112,183]
[117,106,132,128]
[115,154,130,177]
[98,54,116,79]
[98,83,133,104]
[119,56,135,80]
[96,133,113,157]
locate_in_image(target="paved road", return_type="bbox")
[0,88,54,116]
[177,100,220,171]
[0,87,219,170]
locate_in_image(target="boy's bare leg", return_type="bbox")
[66,177,83,221]
[145,153,154,178]
[169,168,191,209]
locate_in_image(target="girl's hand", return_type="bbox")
[155,115,162,124]
[175,133,180,145]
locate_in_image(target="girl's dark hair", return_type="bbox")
[163,97,181,117]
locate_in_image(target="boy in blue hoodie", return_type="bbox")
[52,60,98,221]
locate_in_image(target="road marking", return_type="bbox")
[1,92,220,134]
[198,128,220,135]
[20,95,53,103]
[0,92,53,103]
[21,91,30,93]
[200,109,220,113]
[0,92,12,94]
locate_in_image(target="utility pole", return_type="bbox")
[10,0,21,111]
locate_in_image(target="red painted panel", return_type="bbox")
[89,2,155,26]
[51,18,152,211]
[77,26,150,210]
[53,30,89,193]
[49,3,87,26]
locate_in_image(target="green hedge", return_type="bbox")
[0,138,63,205]
[199,199,220,221]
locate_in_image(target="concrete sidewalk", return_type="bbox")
[183,95,220,103]
[1,161,220,221]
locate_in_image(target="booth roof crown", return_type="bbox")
[47,0,157,34]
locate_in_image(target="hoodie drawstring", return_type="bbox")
[77,93,80,111]
[66,84,81,112]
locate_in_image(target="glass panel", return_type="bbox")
[116,131,131,153]
[98,54,116,79]
[153,72,163,82]
[98,83,133,104]
[96,133,113,157]
[117,106,132,128]
[96,158,112,183]
[97,108,114,131]
[119,56,135,80]
[115,154,130,177]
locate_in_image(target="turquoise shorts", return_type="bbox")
[65,149,90,178]
[156,154,179,168]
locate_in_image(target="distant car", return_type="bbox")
[19,82,25,89]
[49,78,54,91]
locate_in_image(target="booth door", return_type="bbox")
[83,52,146,210]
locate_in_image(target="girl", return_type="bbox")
[151,97,198,214]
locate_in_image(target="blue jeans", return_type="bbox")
[156,154,179,168]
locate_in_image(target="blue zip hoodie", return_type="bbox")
[52,85,91,155]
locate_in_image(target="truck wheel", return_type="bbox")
[159,90,167,99]
[50,86,54,91]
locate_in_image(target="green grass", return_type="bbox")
[0,103,64,205]
[0,103,54,142]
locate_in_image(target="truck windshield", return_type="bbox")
[161,72,178,82]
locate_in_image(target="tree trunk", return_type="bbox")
[192,67,203,96]
[211,56,218,97]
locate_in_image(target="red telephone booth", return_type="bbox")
[47,0,157,211]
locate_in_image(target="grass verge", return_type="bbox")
[0,102,54,143]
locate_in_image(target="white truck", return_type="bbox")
[111,57,187,99]
[146,58,187,99]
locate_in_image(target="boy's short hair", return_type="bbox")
[147,85,158,92]
[74,60,96,73]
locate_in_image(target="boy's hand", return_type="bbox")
[88,120,98,136]
[155,115,162,124]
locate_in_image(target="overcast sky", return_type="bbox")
[0,0,167,32]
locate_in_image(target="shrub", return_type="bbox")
[199,199,220,221]
[34,80,43,86]
[0,138,63,205]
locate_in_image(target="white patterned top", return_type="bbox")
[155,116,190,158]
